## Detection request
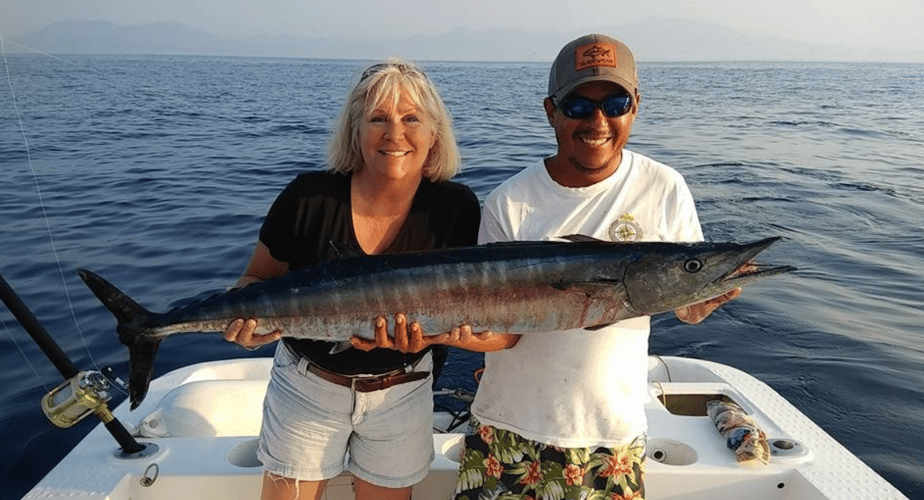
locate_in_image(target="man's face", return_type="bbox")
[544,81,639,187]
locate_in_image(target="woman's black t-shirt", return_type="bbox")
[258,171,481,375]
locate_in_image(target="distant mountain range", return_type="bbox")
[9,17,922,63]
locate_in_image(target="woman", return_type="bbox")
[224,59,480,500]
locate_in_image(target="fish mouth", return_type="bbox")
[721,262,796,286]
[717,237,796,288]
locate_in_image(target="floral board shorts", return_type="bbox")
[454,419,646,500]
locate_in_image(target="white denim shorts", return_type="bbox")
[257,342,434,488]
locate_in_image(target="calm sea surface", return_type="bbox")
[1,54,922,499]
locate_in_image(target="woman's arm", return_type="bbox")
[222,241,289,349]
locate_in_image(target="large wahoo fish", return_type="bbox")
[78,236,794,408]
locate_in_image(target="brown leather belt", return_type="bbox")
[306,362,429,392]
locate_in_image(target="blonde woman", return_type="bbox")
[224,59,480,500]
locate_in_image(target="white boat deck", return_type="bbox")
[22,356,908,500]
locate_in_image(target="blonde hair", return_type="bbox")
[326,59,461,182]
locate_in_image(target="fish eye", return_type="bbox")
[684,259,704,273]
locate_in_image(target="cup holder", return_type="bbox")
[646,438,698,466]
[227,438,263,468]
[770,438,809,461]
[440,435,465,463]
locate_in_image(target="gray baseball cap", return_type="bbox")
[548,34,638,99]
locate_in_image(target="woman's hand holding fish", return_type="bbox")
[350,313,519,353]
[223,318,282,350]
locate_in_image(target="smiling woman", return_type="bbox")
[218,58,481,500]
[358,95,435,182]
[328,60,459,182]
[352,89,437,253]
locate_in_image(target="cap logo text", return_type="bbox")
[575,43,618,71]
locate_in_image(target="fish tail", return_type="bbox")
[77,269,163,409]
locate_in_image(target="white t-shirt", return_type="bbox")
[473,150,703,448]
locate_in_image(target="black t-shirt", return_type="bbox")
[259,171,481,375]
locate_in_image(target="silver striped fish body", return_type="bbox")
[148,241,639,339]
[78,236,794,408]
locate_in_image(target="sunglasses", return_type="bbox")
[360,62,428,82]
[555,94,633,119]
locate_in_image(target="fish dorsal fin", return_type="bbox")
[559,234,606,243]
[482,240,554,248]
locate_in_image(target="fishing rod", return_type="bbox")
[0,270,147,456]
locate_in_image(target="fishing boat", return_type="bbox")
[20,354,909,500]
[1,263,907,500]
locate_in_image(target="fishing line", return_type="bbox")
[0,27,105,378]
[0,315,52,393]
[0,37,310,401]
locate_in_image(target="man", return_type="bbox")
[451,34,741,500]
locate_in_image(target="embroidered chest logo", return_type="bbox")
[609,213,642,242]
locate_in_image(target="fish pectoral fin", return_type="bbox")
[327,240,362,259]
[328,341,354,355]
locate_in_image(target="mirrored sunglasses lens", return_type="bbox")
[560,95,631,119]
[603,96,631,116]
[561,98,595,119]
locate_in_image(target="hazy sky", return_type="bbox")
[2,0,922,54]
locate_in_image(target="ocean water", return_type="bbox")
[1,54,922,499]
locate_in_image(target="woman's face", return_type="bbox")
[358,89,436,182]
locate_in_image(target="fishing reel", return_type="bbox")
[42,370,112,428]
